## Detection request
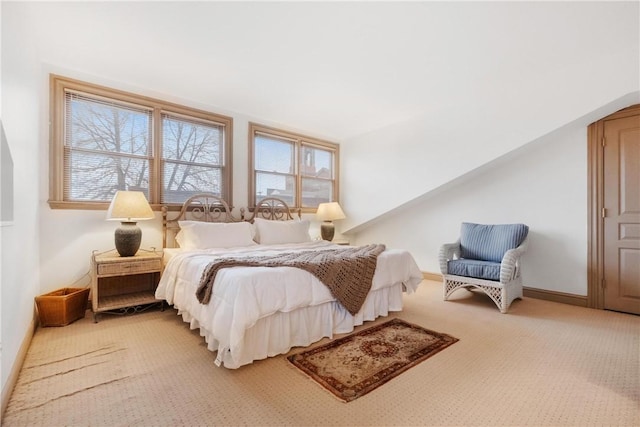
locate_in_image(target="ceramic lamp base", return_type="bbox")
[114,221,141,257]
[320,222,335,241]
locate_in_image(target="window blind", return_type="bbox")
[161,112,226,204]
[63,91,153,202]
[249,123,339,210]
[51,75,234,209]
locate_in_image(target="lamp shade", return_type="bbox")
[106,191,154,221]
[316,202,346,222]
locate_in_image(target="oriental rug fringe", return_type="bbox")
[287,318,458,402]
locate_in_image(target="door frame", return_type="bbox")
[587,104,640,309]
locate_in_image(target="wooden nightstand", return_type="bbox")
[91,250,163,322]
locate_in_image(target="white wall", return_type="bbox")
[1,3,42,395]
[0,0,3,400]
[340,51,639,233]
[346,122,590,295]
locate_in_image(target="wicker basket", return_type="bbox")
[35,288,90,327]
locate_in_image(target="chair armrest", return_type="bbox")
[439,240,461,274]
[500,238,529,283]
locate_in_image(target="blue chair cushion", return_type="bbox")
[448,259,501,281]
[459,222,529,263]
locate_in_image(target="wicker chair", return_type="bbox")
[439,223,529,313]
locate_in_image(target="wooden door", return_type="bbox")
[602,113,640,314]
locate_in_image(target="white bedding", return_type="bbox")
[156,241,423,368]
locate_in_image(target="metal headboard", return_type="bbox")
[163,195,303,248]
[162,193,241,248]
[245,197,302,222]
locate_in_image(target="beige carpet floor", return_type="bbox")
[3,280,639,426]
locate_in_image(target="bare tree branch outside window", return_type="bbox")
[161,115,224,204]
[51,76,233,209]
[66,94,151,201]
[64,93,227,205]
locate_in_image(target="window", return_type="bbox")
[49,75,232,209]
[249,123,339,212]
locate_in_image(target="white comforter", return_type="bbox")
[156,241,423,368]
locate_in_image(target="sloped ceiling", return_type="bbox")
[5,1,639,233]
[17,1,639,142]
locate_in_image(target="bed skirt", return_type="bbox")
[173,282,405,369]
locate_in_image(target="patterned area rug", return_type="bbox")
[287,318,458,402]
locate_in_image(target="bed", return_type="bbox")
[156,194,423,369]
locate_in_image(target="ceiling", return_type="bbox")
[14,1,640,141]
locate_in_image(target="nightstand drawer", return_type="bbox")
[97,259,162,276]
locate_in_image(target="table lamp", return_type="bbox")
[106,191,154,257]
[316,202,346,241]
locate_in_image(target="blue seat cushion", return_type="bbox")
[448,259,501,281]
[460,222,529,263]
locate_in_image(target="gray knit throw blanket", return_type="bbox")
[196,244,386,316]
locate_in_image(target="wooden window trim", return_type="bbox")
[248,122,339,213]
[49,74,233,210]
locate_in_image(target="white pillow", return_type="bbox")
[253,218,311,245]
[177,221,257,249]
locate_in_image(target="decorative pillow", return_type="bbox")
[253,218,311,245]
[177,221,257,249]
[459,222,529,263]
